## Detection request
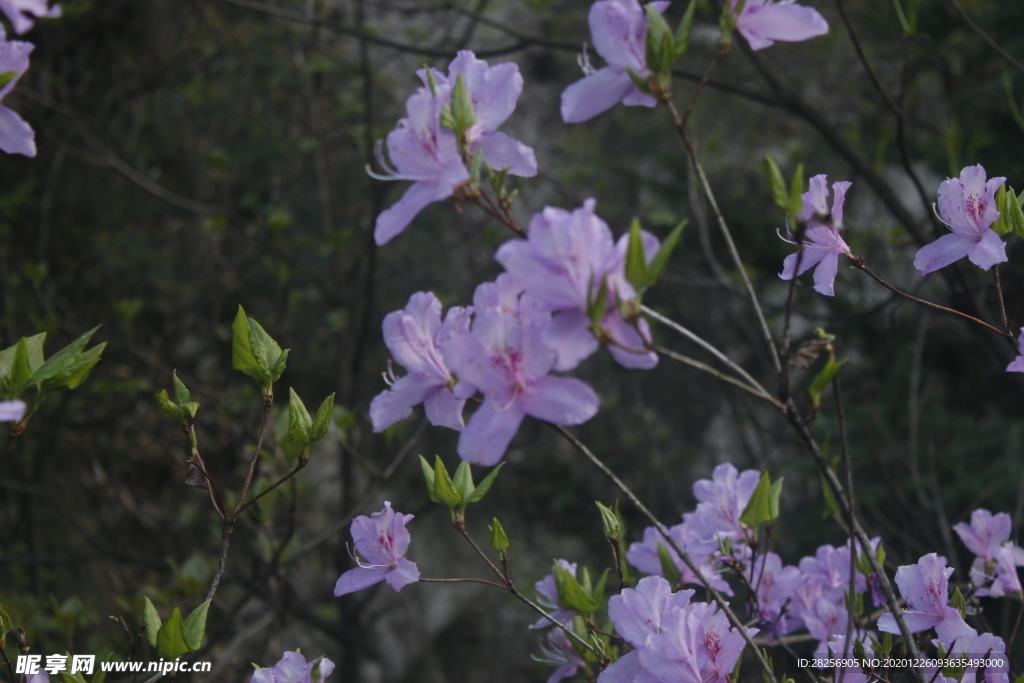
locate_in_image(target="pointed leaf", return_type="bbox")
[993,184,1011,235]
[555,564,599,614]
[489,517,509,552]
[231,307,263,383]
[310,393,335,443]
[42,342,105,391]
[182,599,211,651]
[419,455,441,504]
[625,218,648,292]
[950,586,967,618]
[588,274,609,330]
[788,163,805,222]
[657,541,682,586]
[593,568,610,602]
[807,356,847,414]
[673,0,697,59]
[451,74,477,139]
[34,326,99,384]
[466,462,504,503]
[157,390,186,419]
[768,476,784,521]
[432,455,461,508]
[5,338,33,398]
[764,156,789,213]
[143,597,162,649]
[453,460,475,506]
[172,370,192,405]
[20,332,46,372]
[740,471,773,528]
[647,220,687,286]
[1005,185,1024,240]
[596,501,621,539]
[644,4,672,75]
[288,388,313,445]
[92,653,112,683]
[156,607,190,660]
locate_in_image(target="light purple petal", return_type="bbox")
[737,2,829,51]
[0,0,60,35]
[913,233,975,275]
[457,396,525,465]
[832,181,852,227]
[589,0,646,72]
[934,607,976,643]
[543,309,600,372]
[369,373,436,432]
[374,181,439,246]
[423,388,466,431]
[561,65,635,124]
[384,557,420,592]
[779,245,829,280]
[800,174,830,221]
[442,329,513,396]
[597,650,642,683]
[0,399,25,421]
[0,104,34,157]
[519,375,599,426]
[334,565,389,597]
[475,131,537,177]
[812,251,840,296]
[967,228,1007,271]
[604,314,658,369]
[447,52,522,133]
[0,35,31,99]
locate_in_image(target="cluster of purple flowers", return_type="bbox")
[0,0,60,157]
[370,199,666,466]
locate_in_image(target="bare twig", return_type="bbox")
[942,0,1024,77]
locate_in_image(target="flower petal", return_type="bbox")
[738,2,829,51]
[544,309,600,372]
[913,233,975,275]
[475,131,537,178]
[812,251,840,297]
[560,65,634,124]
[457,396,526,465]
[519,375,599,425]
[0,104,34,157]
[384,557,420,592]
[374,181,439,246]
[966,228,1007,271]
[334,565,389,597]
[423,387,466,431]
[369,373,437,432]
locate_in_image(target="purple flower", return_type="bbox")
[599,576,695,683]
[0,0,60,35]
[927,632,1009,683]
[730,0,829,51]
[688,464,762,553]
[0,28,34,157]
[1007,329,1024,373]
[531,559,580,629]
[802,593,849,658]
[625,521,733,595]
[560,0,668,123]
[828,635,873,683]
[534,629,586,683]
[372,51,535,245]
[0,399,25,421]
[914,165,1007,275]
[954,509,1024,597]
[334,501,420,596]
[779,174,852,297]
[251,652,335,683]
[876,553,975,644]
[746,552,801,637]
[495,198,658,371]
[442,274,600,465]
[640,602,755,683]
[369,292,472,432]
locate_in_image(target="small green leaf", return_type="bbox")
[588,274,610,330]
[42,342,105,391]
[806,356,847,414]
[625,218,649,292]
[625,67,651,95]
[644,4,673,76]
[439,104,456,131]
[92,653,113,683]
[182,599,211,651]
[0,71,19,90]
[821,472,838,516]
[247,319,284,385]
[596,501,621,539]
[876,542,886,568]
[231,306,263,383]
[5,338,34,398]
[157,389,186,419]
[993,184,1011,235]
[1002,185,1024,240]
[155,607,190,660]
[657,541,682,587]
[853,637,867,662]
[740,471,774,528]
[143,597,162,648]
[555,564,599,614]
[21,332,45,372]
[466,462,504,503]
[764,156,789,213]
[788,162,805,222]
[647,220,687,286]
[453,461,475,504]
[950,586,967,618]
[59,668,88,683]
[673,0,697,59]
[881,632,892,658]
[172,370,192,405]
[309,393,335,443]
[489,517,509,552]
[419,455,441,504]
[432,455,461,508]
[288,388,313,445]
[34,326,100,385]
[768,476,784,521]
[450,74,477,140]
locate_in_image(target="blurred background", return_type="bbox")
[2,0,1024,680]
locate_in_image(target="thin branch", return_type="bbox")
[233,393,275,517]
[942,0,1024,77]
[236,459,308,515]
[419,577,506,588]
[653,344,782,407]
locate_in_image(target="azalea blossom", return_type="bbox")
[598,576,695,683]
[0,27,34,157]
[640,601,755,683]
[0,0,60,35]
[369,292,472,432]
[0,399,25,421]
[251,652,335,683]
[560,0,668,123]
[746,552,801,637]
[876,553,975,643]
[926,632,1009,683]
[372,51,535,245]
[779,174,852,297]
[531,559,580,629]
[828,635,874,683]
[914,164,1007,275]
[534,629,586,683]
[495,198,658,371]
[688,463,762,552]
[442,274,600,466]
[953,509,1024,597]
[334,501,420,596]
[625,521,733,595]
[730,0,829,51]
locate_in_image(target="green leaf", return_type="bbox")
[439,104,456,131]
[997,184,1024,240]
[34,326,100,385]
[740,471,774,528]
[42,342,105,391]
[821,472,838,516]
[0,71,19,90]
[555,564,599,614]
[311,657,332,683]
[644,4,673,76]
[231,306,263,383]
[489,517,509,552]
[593,568,610,603]
[309,393,335,443]
[143,597,162,648]
[596,501,621,539]
[853,637,867,663]
[182,599,211,651]
[807,356,847,414]
[788,162,805,222]
[673,0,697,59]
[21,332,45,372]
[5,338,34,398]
[155,607,190,660]
[59,669,88,683]
[450,74,477,140]
[172,370,192,405]
[157,389,186,419]
[647,220,687,286]
[768,476,784,521]
[453,461,475,504]
[588,274,609,330]
[288,387,313,444]
[764,156,789,213]
[625,218,649,292]
[950,586,967,618]
[657,541,682,587]
[993,184,1011,235]
[92,653,113,683]
[247,318,284,386]
[466,462,504,503]
[432,456,461,508]
[625,67,651,96]
[419,455,441,504]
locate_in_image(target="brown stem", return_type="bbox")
[233,393,275,517]
[942,0,1024,77]
[236,459,309,515]
[0,423,24,465]
[995,265,1009,332]
[419,577,507,589]
[205,521,234,603]
[653,344,782,407]
[553,425,780,683]
[850,255,1019,351]
[0,646,15,683]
